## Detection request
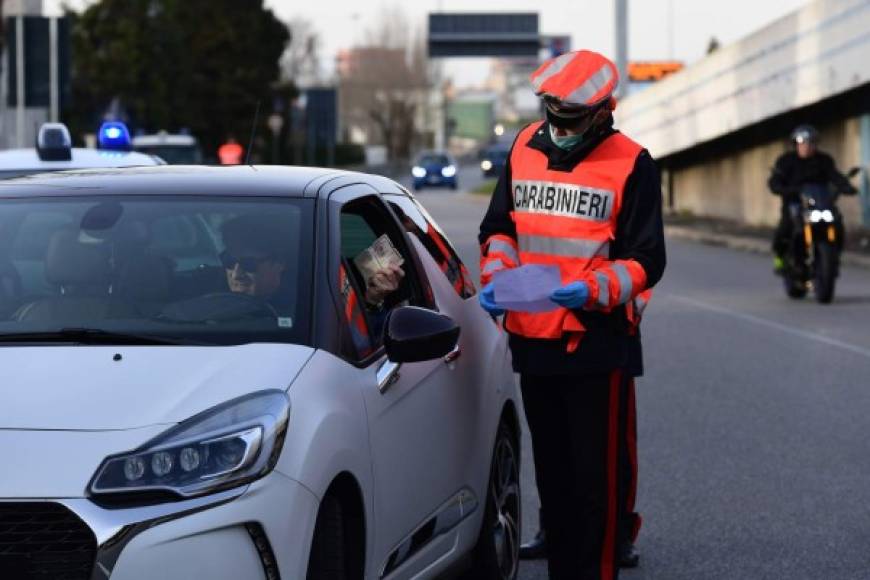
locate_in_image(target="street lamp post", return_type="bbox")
[614,0,628,98]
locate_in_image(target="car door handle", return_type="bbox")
[377,359,401,393]
[444,345,461,364]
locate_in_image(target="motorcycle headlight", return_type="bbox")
[411,166,426,178]
[821,210,834,222]
[481,160,493,172]
[89,390,290,502]
[809,210,823,223]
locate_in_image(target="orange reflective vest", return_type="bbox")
[339,264,372,358]
[218,142,244,165]
[481,122,650,349]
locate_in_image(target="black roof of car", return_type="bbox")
[0,165,408,199]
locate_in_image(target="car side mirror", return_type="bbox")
[383,306,460,363]
[847,166,862,179]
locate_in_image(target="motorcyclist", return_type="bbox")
[767,125,857,272]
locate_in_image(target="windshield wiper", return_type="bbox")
[0,327,213,346]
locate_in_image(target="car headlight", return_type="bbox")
[412,166,426,178]
[441,165,457,178]
[481,160,493,172]
[89,390,290,502]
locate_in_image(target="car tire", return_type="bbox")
[306,494,348,580]
[463,421,521,580]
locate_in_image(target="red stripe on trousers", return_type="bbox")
[601,370,621,579]
[625,380,637,512]
[627,379,639,535]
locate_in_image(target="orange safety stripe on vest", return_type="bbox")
[626,288,653,335]
[339,264,372,358]
[503,121,645,342]
[480,234,520,286]
[427,225,466,295]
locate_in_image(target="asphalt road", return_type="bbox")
[412,184,870,580]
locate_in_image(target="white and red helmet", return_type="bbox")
[530,50,619,120]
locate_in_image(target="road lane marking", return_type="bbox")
[670,294,870,361]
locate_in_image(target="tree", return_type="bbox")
[338,7,429,161]
[706,36,721,55]
[281,17,321,88]
[67,0,289,158]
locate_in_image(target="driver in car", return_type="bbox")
[220,214,288,300]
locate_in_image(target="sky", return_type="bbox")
[46,0,810,86]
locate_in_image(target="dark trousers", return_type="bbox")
[521,371,633,580]
[533,379,641,544]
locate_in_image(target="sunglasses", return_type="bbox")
[220,250,272,272]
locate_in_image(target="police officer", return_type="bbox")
[768,124,857,272]
[478,50,665,580]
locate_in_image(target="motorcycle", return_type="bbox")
[781,167,861,303]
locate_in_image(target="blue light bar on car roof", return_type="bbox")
[98,121,132,152]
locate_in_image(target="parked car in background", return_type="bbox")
[133,131,204,164]
[0,123,163,180]
[411,151,458,191]
[0,165,521,580]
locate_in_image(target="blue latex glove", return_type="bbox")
[478,283,505,316]
[550,281,590,309]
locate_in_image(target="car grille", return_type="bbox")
[0,502,96,580]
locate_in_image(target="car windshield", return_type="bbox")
[418,154,449,166]
[0,195,313,346]
[486,149,509,161]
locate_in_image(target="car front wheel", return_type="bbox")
[464,421,521,580]
[306,494,348,580]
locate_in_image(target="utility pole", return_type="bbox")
[15,13,24,147]
[614,0,628,98]
[49,16,59,122]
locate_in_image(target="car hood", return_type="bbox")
[0,343,315,430]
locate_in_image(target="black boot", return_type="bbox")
[520,508,547,559]
[618,541,640,568]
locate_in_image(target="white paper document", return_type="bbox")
[492,264,562,313]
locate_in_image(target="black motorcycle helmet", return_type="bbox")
[791,124,819,145]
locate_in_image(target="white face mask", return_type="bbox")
[549,124,585,151]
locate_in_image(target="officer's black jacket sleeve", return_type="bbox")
[612,151,667,288]
[478,151,517,247]
[823,154,858,195]
[768,154,799,196]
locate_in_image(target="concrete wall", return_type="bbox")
[617,0,870,160]
[670,115,865,227]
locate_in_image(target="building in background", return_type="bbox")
[1,0,71,150]
[617,0,870,229]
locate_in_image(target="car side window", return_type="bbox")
[338,196,429,361]
[386,196,476,299]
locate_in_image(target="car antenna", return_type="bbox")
[245,100,261,166]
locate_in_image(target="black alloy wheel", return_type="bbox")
[307,494,348,580]
[465,422,521,580]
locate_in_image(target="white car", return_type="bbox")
[0,165,521,580]
[0,123,164,180]
[132,131,204,165]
